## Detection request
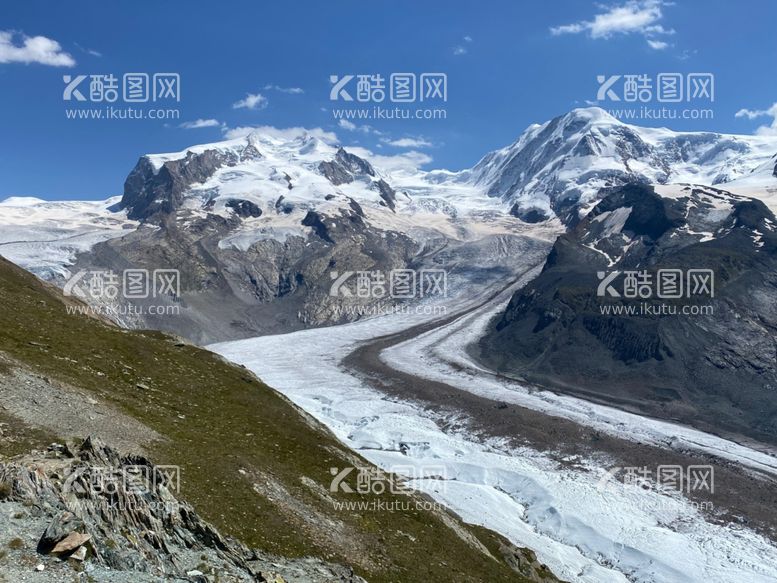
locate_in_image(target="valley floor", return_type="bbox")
[211,262,777,583]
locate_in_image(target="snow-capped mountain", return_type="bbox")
[116,107,777,232]
[464,107,777,223]
[29,129,552,343]
[2,107,777,341]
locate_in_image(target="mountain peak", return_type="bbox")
[469,108,777,224]
[563,106,621,124]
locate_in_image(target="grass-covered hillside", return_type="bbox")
[0,256,559,583]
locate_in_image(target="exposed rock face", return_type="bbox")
[0,438,365,582]
[334,147,375,177]
[318,147,377,186]
[226,199,263,218]
[121,145,261,221]
[374,179,397,211]
[509,205,548,223]
[479,182,777,444]
[318,159,353,185]
[73,207,419,343]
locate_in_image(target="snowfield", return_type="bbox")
[211,280,777,583]
[0,196,137,279]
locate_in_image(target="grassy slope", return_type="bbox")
[0,257,557,582]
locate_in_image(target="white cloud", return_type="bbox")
[74,42,101,57]
[263,84,304,94]
[348,146,433,173]
[647,39,669,50]
[337,119,383,135]
[179,118,221,129]
[0,30,75,66]
[383,137,434,148]
[453,35,473,55]
[735,103,777,135]
[232,92,268,110]
[222,125,338,143]
[676,48,697,61]
[550,0,674,47]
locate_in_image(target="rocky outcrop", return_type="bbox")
[226,199,263,218]
[318,160,353,186]
[334,147,375,177]
[374,179,397,211]
[121,145,261,221]
[318,148,376,187]
[0,438,365,582]
[509,204,548,223]
[73,204,420,343]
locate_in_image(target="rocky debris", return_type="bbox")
[50,529,91,555]
[38,511,88,555]
[0,363,160,454]
[0,437,366,582]
[498,544,560,582]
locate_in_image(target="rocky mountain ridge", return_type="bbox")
[478,182,777,444]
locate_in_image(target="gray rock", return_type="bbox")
[480,182,777,445]
[1,437,365,582]
[38,511,85,554]
[121,143,261,222]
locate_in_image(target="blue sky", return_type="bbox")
[1,0,776,200]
